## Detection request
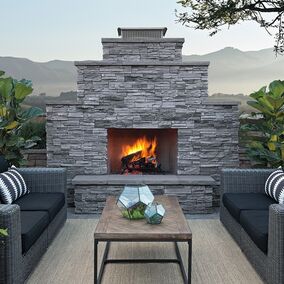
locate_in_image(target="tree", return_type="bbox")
[176,0,284,55]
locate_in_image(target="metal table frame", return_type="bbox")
[94,239,192,284]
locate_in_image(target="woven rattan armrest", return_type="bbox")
[267,204,284,284]
[0,204,22,283]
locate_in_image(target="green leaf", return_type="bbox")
[14,83,33,102]
[4,121,19,131]
[0,228,8,237]
[247,101,274,116]
[5,135,20,147]
[269,80,284,98]
[0,78,13,100]
[266,96,284,111]
[250,87,266,100]
[20,107,43,120]
[258,97,275,112]
[0,71,5,77]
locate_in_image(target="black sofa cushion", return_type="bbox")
[240,210,269,254]
[222,193,274,222]
[21,211,49,254]
[14,192,65,222]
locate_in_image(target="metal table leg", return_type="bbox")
[94,239,98,284]
[94,240,192,284]
[188,240,192,284]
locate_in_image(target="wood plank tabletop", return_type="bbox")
[94,195,192,241]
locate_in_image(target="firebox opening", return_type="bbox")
[107,128,177,174]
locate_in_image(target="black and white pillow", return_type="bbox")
[0,166,29,204]
[265,169,284,204]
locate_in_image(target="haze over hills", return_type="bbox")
[0,47,283,96]
[184,47,284,94]
[0,57,77,96]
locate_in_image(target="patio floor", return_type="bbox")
[27,217,263,284]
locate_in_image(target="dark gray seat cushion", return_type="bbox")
[14,193,65,222]
[240,210,269,254]
[222,193,274,222]
[21,211,49,254]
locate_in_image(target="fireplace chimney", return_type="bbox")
[117,27,167,39]
[102,27,183,62]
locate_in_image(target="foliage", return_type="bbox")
[241,80,284,168]
[176,0,284,55]
[20,120,46,149]
[121,204,146,220]
[0,228,8,237]
[0,71,44,166]
[24,91,77,111]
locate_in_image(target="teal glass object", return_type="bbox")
[144,202,165,224]
[117,185,154,220]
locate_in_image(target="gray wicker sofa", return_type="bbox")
[220,168,284,284]
[0,167,67,284]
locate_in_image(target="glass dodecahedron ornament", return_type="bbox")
[144,202,165,224]
[117,185,154,220]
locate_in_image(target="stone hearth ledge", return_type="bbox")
[72,174,215,185]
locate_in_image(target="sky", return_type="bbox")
[1,0,275,62]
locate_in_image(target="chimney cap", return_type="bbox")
[117,27,167,38]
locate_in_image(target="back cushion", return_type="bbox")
[0,166,29,204]
[265,169,284,204]
[0,156,9,173]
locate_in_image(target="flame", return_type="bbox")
[121,136,157,162]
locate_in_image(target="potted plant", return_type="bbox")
[241,80,284,170]
[0,70,44,166]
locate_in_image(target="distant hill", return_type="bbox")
[183,47,284,95]
[0,57,77,96]
[1,47,284,96]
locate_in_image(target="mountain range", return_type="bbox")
[1,47,283,96]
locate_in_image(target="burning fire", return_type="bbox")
[121,136,157,162]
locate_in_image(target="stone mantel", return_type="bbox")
[72,174,216,186]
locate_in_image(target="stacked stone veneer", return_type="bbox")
[46,32,239,210]
[75,184,213,214]
[102,38,183,62]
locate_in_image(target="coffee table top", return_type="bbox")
[94,195,192,241]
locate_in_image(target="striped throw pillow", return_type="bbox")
[0,166,29,204]
[265,169,284,204]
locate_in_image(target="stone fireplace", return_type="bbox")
[46,27,239,213]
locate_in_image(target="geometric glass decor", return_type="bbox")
[144,202,166,224]
[117,184,154,220]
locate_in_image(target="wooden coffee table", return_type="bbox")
[94,195,192,284]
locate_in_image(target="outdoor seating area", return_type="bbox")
[0,19,284,284]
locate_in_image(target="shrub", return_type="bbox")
[20,120,46,149]
[241,80,284,169]
[0,71,44,166]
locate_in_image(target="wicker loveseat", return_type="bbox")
[0,167,67,284]
[220,168,284,284]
